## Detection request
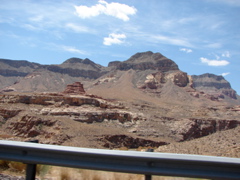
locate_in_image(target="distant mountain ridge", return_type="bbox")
[0,52,239,104]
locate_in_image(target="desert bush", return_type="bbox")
[7,161,26,172]
[0,160,9,169]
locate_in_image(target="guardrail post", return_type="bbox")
[25,140,38,180]
[145,148,154,180]
[145,174,152,180]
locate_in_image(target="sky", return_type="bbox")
[0,0,240,94]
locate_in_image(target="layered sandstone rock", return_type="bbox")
[62,82,85,94]
[0,94,114,108]
[0,108,21,119]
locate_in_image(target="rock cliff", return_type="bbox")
[191,73,237,99]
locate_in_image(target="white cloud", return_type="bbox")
[103,33,126,46]
[65,23,89,33]
[200,57,229,66]
[74,0,137,21]
[180,48,192,53]
[221,72,230,76]
[152,35,193,47]
[222,51,231,58]
[60,45,87,55]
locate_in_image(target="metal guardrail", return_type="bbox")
[0,140,240,180]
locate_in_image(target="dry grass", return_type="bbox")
[0,163,206,180]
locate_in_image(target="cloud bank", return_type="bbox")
[200,57,229,66]
[74,0,137,21]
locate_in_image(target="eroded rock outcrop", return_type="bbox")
[0,94,114,108]
[170,118,240,141]
[62,82,85,94]
[7,115,57,138]
[40,107,141,124]
[99,134,169,148]
[5,115,70,145]
[140,71,189,89]
[0,108,21,119]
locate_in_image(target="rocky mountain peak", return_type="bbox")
[126,51,168,63]
[63,57,92,64]
[109,51,179,72]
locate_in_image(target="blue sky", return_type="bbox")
[0,0,240,94]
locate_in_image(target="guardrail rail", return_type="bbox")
[0,140,240,180]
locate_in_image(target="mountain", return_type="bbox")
[0,57,108,92]
[0,59,42,90]
[0,52,240,157]
[108,51,179,71]
[0,52,239,104]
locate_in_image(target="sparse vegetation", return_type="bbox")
[0,160,210,180]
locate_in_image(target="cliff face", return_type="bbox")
[191,73,237,99]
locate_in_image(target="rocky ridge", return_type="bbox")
[110,51,179,71]
[1,51,238,104]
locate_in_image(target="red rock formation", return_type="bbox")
[0,109,21,119]
[62,82,85,94]
[99,134,169,148]
[7,115,57,138]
